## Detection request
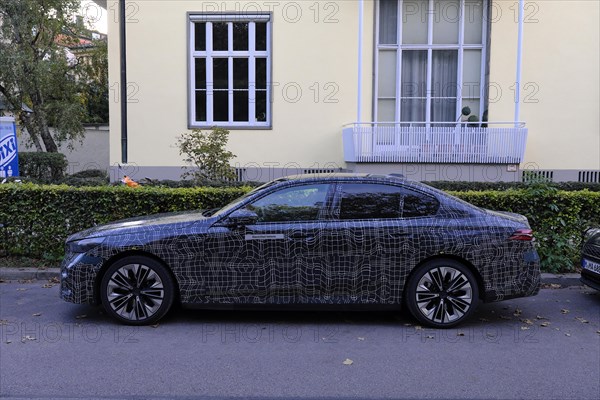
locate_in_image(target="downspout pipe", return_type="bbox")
[357,0,364,123]
[119,0,128,163]
[514,0,524,127]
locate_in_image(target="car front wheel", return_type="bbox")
[100,256,175,325]
[405,259,479,328]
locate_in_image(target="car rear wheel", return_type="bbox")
[100,256,175,325]
[405,259,479,328]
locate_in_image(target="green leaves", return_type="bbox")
[0,184,250,259]
[0,0,102,151]
[177,128,237,182]
[451,189,600,273]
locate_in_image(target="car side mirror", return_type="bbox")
[226,209,259,226]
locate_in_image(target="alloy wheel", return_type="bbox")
[105,263,165,322]
[415,266,473,324]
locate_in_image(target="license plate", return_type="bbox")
[582,258,600,275]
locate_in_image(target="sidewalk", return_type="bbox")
[0,267,583,287]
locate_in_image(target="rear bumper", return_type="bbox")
[482,248,541,302]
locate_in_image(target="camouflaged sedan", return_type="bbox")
[60,173,541,328]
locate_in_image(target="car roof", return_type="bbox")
[276,172,406,182]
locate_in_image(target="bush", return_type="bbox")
[451,188,600,273]
[1,184,598,272]
[0,184,249,260]
[18,152,68,183]
[60,169,110,187]
[426,181,600,192]
[178,127,237,182]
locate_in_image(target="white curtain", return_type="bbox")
[379,0,398,45]
[431,50,458,123]
[400,50,427,123]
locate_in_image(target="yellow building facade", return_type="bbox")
[106,0,599,182]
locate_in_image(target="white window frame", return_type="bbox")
[374,0,488,124]
[188,13,272,129]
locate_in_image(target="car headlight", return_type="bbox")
[67,237,106,254]
[584,228,600,242]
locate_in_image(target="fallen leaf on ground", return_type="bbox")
[41,283,55,288]
[21,335,36,342]
[513,308,522,316]
[357,337,365,341]
[565,333,571,337]
[75,314,87,319]
[403,323,412,327]
[425,335,435,339]
[5,340,11,344]
[151,323,159,328]
[457,332,465,337]
[560,309,569,314]
[414,325,423,330]
[32,313,42,317]
[49,277,59,283]
[575,317,589,324]
[540,322,551,327]
[499,315,511,320]
[16,288,27,291]
[542,283,561,289]
[596,331,600,335]
[342,359,354,365]
[536,315,547,320]
[520,326,530,330]
[520,319,533,325]
[0,320,8,325]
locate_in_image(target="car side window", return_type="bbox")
[339,184,404,219]
[338,183,439,220]
[401,187,440,218]
[247,184,330,222]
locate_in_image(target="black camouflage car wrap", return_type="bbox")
[60,174,540,308]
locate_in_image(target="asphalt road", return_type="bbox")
[0,281,599,400]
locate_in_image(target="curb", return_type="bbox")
[0,268,61,281]
[0,268,584,287]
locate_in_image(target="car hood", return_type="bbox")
[67,211,210,242]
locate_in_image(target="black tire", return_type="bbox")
[100,256,175,325]
[405,259,479,328]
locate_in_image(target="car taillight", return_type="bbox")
[509,229,534,241]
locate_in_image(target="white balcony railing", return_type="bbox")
[342,122,528,164]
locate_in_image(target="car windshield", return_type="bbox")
[210,179,283,217]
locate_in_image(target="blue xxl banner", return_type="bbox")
[0,117,20,178]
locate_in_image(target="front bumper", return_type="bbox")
[581,258,600,291]
[60,251,104,304]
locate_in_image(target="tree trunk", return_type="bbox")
[36,113,58,153]
[18,114,43,152]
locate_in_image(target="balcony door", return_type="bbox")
[375,0,489,131]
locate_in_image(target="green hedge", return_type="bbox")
[426,181,600,192]
[0,184,248,260]
[448,189,600,272]
[1,184,598,272]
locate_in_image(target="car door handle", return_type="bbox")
[390,232,411,238]
[289,232,314,240]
